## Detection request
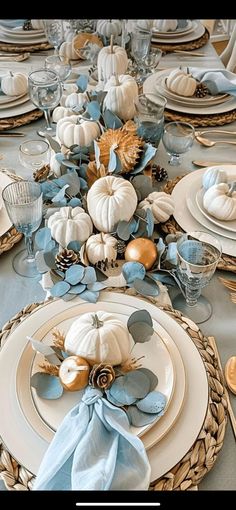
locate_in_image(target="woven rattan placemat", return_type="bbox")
[0,293,227,491]
[0,41,52,53]
[164,108,236,127]
[0,109,43,132]
[162,176,236,273]
[152,28,209,52]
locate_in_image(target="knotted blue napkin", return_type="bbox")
[188,67,236,96]
[33,387,151,490]
[0,19,27,28]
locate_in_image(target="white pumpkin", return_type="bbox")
[97,19,122,38]
[48,206,93,247]
[203,183,236,221]
[86,233,117,265]
[65,92,87,109]
[64,29,76,43]
[103,74,138,121]
[137,20,153,30]
[153,19,178,32]
[1,72,28,97]
[139,191,175,223]
[64,310,131,365]
[56,115,101,149]
[52,106,75,123]
[50,151,62,177]
[97,44,128,83]
[59,41,78,61]
[202,167,228,190]
[60,83,78,107]
[87,176,138,233]
[31,19,44,29]
[166,68,197,97]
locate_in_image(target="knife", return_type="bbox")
[192,160,235,167]
[0,132,25,137]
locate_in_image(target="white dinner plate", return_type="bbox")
[16,305,183,448]
[0,26,45,40]
[143,70,236,115]
[0,171,13,236]
[0,92,27,106]
[0,33,47,44]
[0,99,36,119]
[0,94,29,110]
[0,25,44,36]
[196,188,236,233]
[152,21,205,44]
[171,168,236,256]
[152,20,194,38]
[0,292,208,483]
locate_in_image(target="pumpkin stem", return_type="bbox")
[110,34,114,54]
[92,314,104,328]
[228,182,236,196]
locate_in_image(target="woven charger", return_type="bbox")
[0,109,43,132]
[151,27,209,52]
[162,176,236,273]
[0,41,52,53]
[0,293,227,491]
[0,170,23,255]
[164,108,236,127]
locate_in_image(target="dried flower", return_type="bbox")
[89,363,115,390]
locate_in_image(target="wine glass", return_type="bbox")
[43,19,64,53]
[2,181,43,278]
[172,231,222,324]
[131,29,152,78]
[28,69,62,137]
[45,55,72,89]
[19,140,50,179]
[162,121,195,166]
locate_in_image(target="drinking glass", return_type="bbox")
[162,121,195,166]
[45,55,72,89]
[172,231,222,323]
[143,48,162,74]
[2,181,43,278]
[28,69,62,137]
[19,140,50,178]
[43,19,64,53]
[131,29,152,77]
[134,93,167,148]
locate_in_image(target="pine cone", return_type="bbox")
[33,164,50,182]
[55,249,79,272]
[195,82,209,98]
[89,363,115,390]
[23,20,33,30]
[116,239,126,257]
[153,165,168,182]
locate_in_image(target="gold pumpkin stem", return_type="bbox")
[110,34,114,54]
[92,314,104,328]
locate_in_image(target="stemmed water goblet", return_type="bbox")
[28,69,62,137]
[172,231,222,323]
[19,140,50,179]
[2,181,43,278]
[43,19,64,53]
[162,121,195,166]
[131,29,152,80]
[45,55,72,90]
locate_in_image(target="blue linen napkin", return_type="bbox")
[0,19,27,28]
[33,387,151,491]
[188,67,236,96]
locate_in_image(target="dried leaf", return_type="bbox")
[31,373,63,400]
[87,160,107,188]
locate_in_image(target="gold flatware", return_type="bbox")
[219,277,236,292]
[172,50,205,57]
[196,129,236,137]
[208,336,236,439]
[225,356,236,395]
[192,160,235,167]
[0,52,30,62]
[0,132,25,137]
[196,135,236,147]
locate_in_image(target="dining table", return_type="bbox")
[0,33,235,492]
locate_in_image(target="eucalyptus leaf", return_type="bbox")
[127,309,153,328]
[61,160,79,170]
[51,184,69,203]
[86,281,107,292]
[137,390,166,414]
[55,153,65,163]
[62,292,77,301]
[147,272,175,286]
[110,370,150,403]
[28,337,60,365]
[44,249,58,270]
[81,266,96,285]
[132,221,148,239]
[95,267,108,282]
[131,175,153,201]
[133,277,159,297]
[165,242,178,266]
[79,290,99,303]
[35,227,52,250]
[116,220,132,241]
[31,373,63,400]
[65,264,85,285]
[35,250,51,273]
[139,368,158,392]
[146,209,154,238]
[128,322,154,344]
[50,281,71,297]
[44,134,61,153]
[105,389,126,407]
[130,143,157,175]
[76,74,89,92]
[78,164,88,179]
[68,197,82,208]
[114,153,122,174]
[126,405,159,427]
[67,240,82,252]
[103,109,123,129]
[68,283,86,294]
[86,100,101,120]
[79,177,88,191]
[122,261,146,284]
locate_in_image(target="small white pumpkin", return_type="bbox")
[56,115,101,149]
[64,310,131,365]
[139,191,175,223]
[48,206,93,247]
[202,167,228,190]
[86,232,117,265]
[31,19,44,29]
[60,83,78,107]
[103,74,138,121]
[65,92,87,109]
[52,106,75,123]
[138,20,153,30]
[153,19,178,32]
[166,68,197,97]
[97,19,122,38]
[97,44,128,83]
[203,183,236,221]
[1,72,28,97]
[87,176,138,233]
[50,151,62,177]
[59,41,78,61]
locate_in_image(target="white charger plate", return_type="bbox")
[171,168,236,256]
[152,21,205,44]
[0,94,29,110]
[0,99,36,119]
[0,292,208,483]
[196,187,236,233]
[0,33,47,44]
[0,92,27,106]
[0,25,44,36]
[152,20,194,38]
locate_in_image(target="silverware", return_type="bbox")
[172,50,205,57]
[192,160,236,167]
[225,356,236,395]
[0,53,30,62]
[0,132,25,137]
[208,336,236,440]
[196,129,236,137]
[196,135,236,147]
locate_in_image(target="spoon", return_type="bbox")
[196,135,236,147]
[225,356,236,395]
[196,129,236,137]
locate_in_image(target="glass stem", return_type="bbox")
[44,109,52,130]
[185,286,201,307]
[25,235,35,260]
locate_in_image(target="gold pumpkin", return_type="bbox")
[125,238,158,270]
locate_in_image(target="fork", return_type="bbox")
[196,129,236,137]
